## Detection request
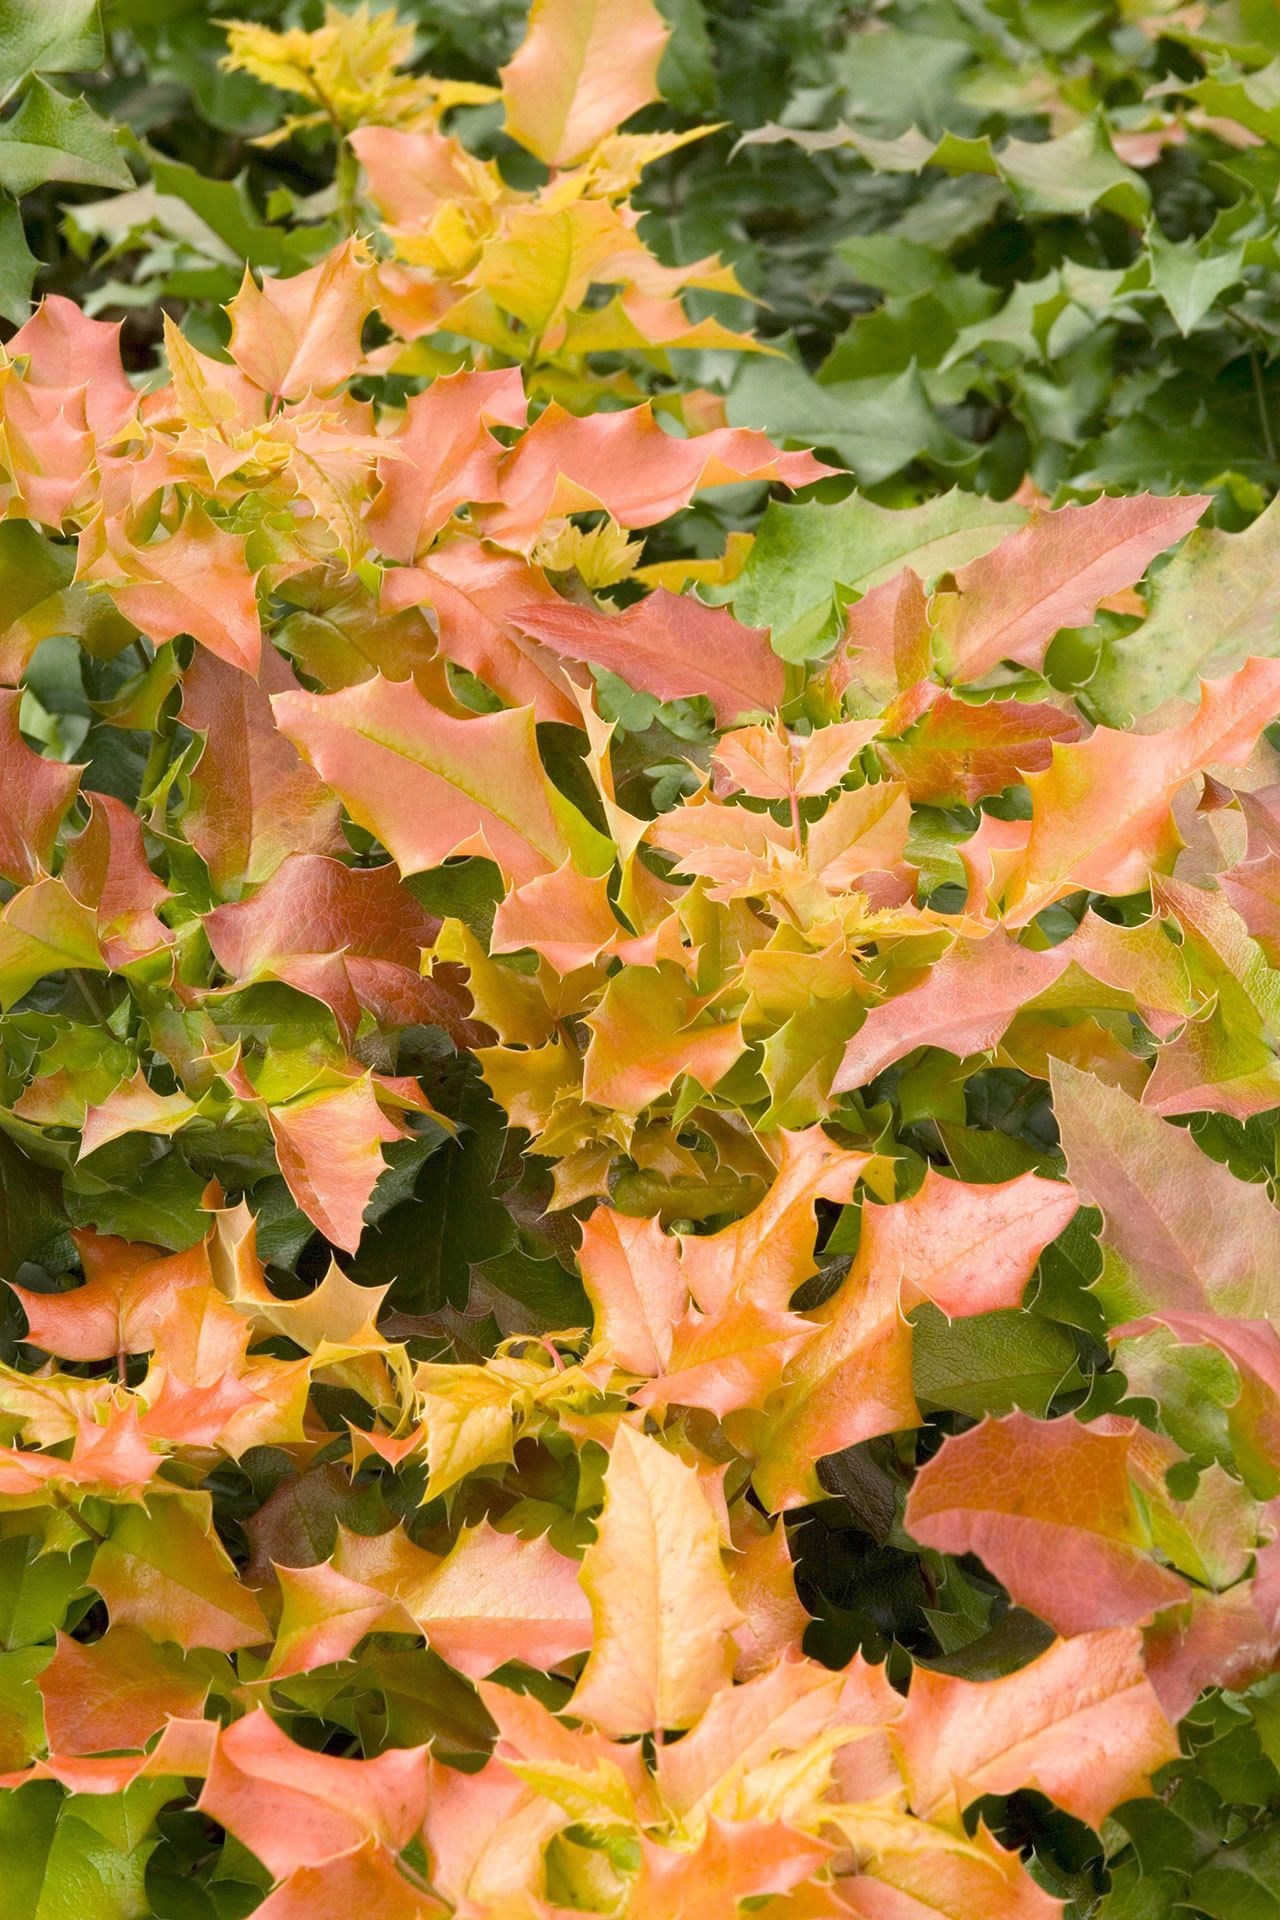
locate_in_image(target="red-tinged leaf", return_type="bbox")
[273,675,607,884]
[225,239,376,400]
[204,852,475,1048]
[198,1707,428,1877]
[482,402,831,550]
[582,963,744,1115]
[1051,1060,1280,1319]
[180,644,343,893]
[37,1624,211,1756]
[513,589,783,728]
[752,1171,1077,1510]
[631,1817,830,1920]
[931,494,1209,682]
[980,657,1280,925]
[633,1297,813,1418]
[830,566,931,706]
[13,1231,209,1361]
[490,860,623,973]
[369,369,526,562]
[895,1628,1179,1830]
[265,1562,410,1679]
[251,1842,444,1920]
[726,1509,812,1678]
[879,693,1082,806]
[382,543,581,725]
[500,0,670,166]
[655,1657,843,1819]
[714,717,881,802]
[0,1716,217,1798]
[578,1207,686,1375]
[1141,1539,1280,1719]
[265,1075,405,1253]
[0,1403,161,1498]
[681,1126,874,1317]
[90,1493,269,1651]
[834,933,1069,1093]
[0,686,80,884]
[568,1424,742,1737]
[61,792,172,967]
[77,502,262,673]
[79,1070,199,1159]
[333,1519,592,1679]
[8,295,137,443]
[905,1412,1196,1633]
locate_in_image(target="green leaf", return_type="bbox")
[1147,229,1246,336]
[723,488,1026,660]
[0,1534,93,1651]
[0,76,131,195]
[0,192,36,324]
[1191,1823,1280,1920]
[910,1304,1082,1417]
[726,358,974,493]
[1091,494,1280,724]
[0,0,102,101]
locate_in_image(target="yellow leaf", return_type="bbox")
[568,1424,741,1736]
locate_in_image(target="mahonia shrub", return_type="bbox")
[5,4,1280,1920]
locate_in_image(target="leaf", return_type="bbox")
[752,1170,1077,1509]
[568,1424,741,1736]
[274,676,611,885]
[198,1708,428,1878]
[904,1411,1245,1632]
[246,1842,440,1920]
[333,1519,592,1679]
[500,0,670,167]
[180,645,343,893]
[484,401,830,552]
[0,194,36,327]
[0,77,130,196]
[204,852,471,1048]
[727,490,1027,661]
[90,1493,269,1652]
[0,687,79,884]
[512,588,782,726]
[77,504,262,674]
[1091,495,1280,724]
[979,657,1280,925]
[896,1628,1179,1830]
[225,238,375,400]
[0,0,103,98]
[930,494,1209,682]
[0,876,103,1010]
[264,1076,405,1254]
[367,368,525,564]
[879,693,1082,806]
[1052,1061,1280,1321]
[13,1232,208,1361]
[37,1625,210,1757]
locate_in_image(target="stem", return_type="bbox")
[1251,348,1278,467]
[51,1490,107,1547]
[70,970,113,1030]
[335,139,361,234]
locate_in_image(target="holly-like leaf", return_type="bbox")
[752,1170,1077,1509]
[568,1424,742,1736]
[512,588,783,727]
[500,0,670,167]
[930,494,1208,682]
[180,645,343,894]
[274,676,611,885]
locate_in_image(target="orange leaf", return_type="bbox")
[500,0,670,167]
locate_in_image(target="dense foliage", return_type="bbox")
[6,2,1280,1917]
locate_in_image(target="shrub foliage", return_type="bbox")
[5,4,1280,1919]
